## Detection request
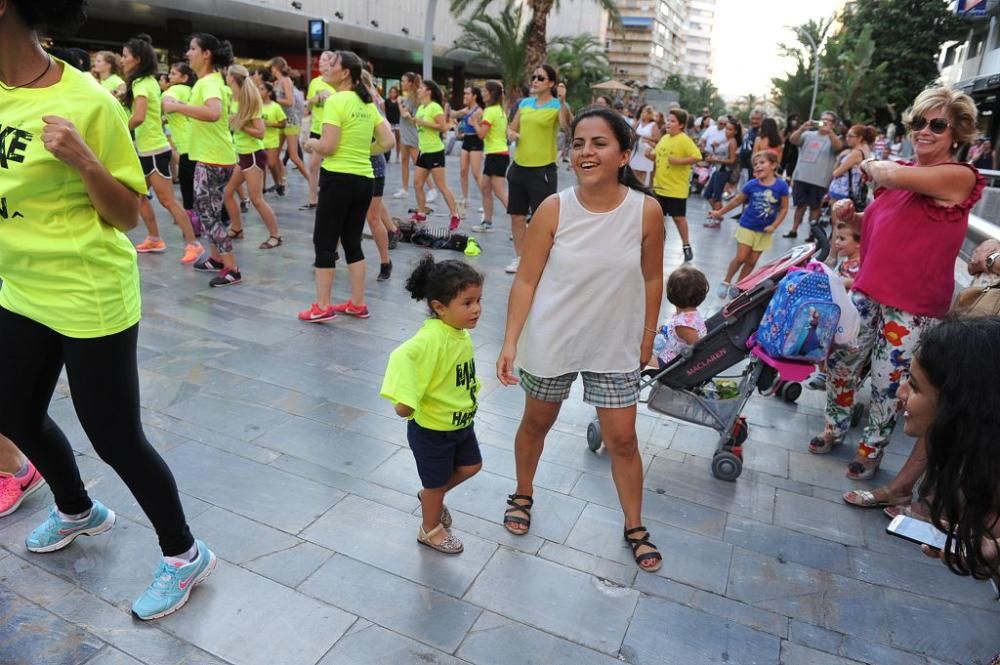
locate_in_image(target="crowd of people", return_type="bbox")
[1,4,999,656]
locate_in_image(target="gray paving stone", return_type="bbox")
[633,574,789,638]
[780,641,865,665]
[268,453,419,513]
[251,414,398,477]
[563,502,733,594]
[537,541,637,587]
[464,548,639,655]
[620,594,781,665]
[726,548,890,643]
[724,514,852,576]
[788,620,940,665]
[163,442,347,533]
[84,648,147,665]
[163,393,293,442]
[160,561,356,665]
[741,438,791,478]
[0,552,78,606]
[300,554,480,653]
[319,622,470,665]
[643,455,776,523]
[242,541,334,589]
[187,506,301,564]
[883,587,1000,663]
[773,489,865,546]
[428,507,545,555]
[0,585,103,665]
[456,611,623,665]
[300,494,497,597]
[570,471,728,539]
[477,442,583,494]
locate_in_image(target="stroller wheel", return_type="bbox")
[712,451,743,481]
[586,419,603,452]
[850,402,865,428]
[781,382,803,403]
[756,365,778,394]
[731,417,749,445]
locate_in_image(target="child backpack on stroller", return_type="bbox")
[756,264,840,363]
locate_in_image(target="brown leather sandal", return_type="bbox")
[624,526,663,572]
[503,494,533,535]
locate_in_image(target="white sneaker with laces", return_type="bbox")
[392,189,408,199]
[505,256,520,274]
[427,188,439,203]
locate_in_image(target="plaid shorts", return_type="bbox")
[519,369,641,408]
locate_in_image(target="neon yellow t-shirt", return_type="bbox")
[482,104,508,155]
[231,101,264,155]
[307,76,335,136]
[188,72,236,165]
[652,132,702,199]
[131,75,170,155]
[0,60,147,338]
[101,74,125,96]
[163,84,192,155]
[321,90,380,177]
[515,97,560,167]
[380,319,480,431]
[416,102,445,154]
[262,101,286,150]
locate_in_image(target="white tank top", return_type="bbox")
[517,186,646,376]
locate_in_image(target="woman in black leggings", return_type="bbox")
[0,0,214,621]
[299,50,395,323]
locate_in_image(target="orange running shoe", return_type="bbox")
[180,242,204,265]
[135,238,167,254]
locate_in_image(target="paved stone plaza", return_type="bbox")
[1,158,998,665]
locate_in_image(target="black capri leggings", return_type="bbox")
[314,170,374,268]
[178,153,196,211]
[0,307,193,557]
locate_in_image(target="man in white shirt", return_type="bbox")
[700,115,727,151]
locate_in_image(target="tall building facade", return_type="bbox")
[597,0,715,88]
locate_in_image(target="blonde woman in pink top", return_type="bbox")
[808,88,985,506]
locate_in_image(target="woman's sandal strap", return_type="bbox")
[503,494,533,532]
[507,493,534,508]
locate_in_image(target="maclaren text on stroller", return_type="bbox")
[586,244,829,481]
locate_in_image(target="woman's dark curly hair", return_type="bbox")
[918,316,1000,581]
[666,267,709,309]
[405,255,483,315]
[123,35,158,109]
[10,0,88,33]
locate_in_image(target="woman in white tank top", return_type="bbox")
[496,107,666,572]
[628,105,660,185]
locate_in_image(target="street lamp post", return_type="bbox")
[795,27,820,121]
[423,0,437,81]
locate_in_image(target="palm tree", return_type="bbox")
[450,0,620,77]
[548,34,611,108]
[449,3,530,104]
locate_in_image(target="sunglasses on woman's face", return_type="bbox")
[531,75,548,82]
[909,117,950,134]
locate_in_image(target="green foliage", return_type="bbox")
[658,74,727,116]
[548,34,612,109]
[839,0,965,121]
[818,25,889,123]
[772,0,965,124]
[449,2,530,100]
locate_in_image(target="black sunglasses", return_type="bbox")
[909,117,950,134]
[531,75,549,82]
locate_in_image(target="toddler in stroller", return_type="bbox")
[586,244,819,480]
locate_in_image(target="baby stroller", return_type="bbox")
[585,244,819,481]
[691,162,712,196]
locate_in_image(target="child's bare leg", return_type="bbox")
[738,250,765,281]
[724,243,752,284]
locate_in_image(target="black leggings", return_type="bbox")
[0,307,193,556]
[178,153,196,211]
[314,170,373,268]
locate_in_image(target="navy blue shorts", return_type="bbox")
[407,420,482,488]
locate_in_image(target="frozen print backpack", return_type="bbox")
[756,263,841,362]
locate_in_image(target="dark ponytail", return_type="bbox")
[422,80,445,107]
[405,255,484,315]
[571,107,653,196]
[468,86,484,109]
[334,50,372,105]
[483,80,503,108]
[171,61,197,86]
[123,35,159,109]
[191,33,234,68]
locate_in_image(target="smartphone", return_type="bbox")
[886,514,949,551]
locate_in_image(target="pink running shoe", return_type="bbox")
[408,212,427,223]
[331,300,370,318]
[298,303,336,323]
[449,215,461,232]
[0,461,46,518]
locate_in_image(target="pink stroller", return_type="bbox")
[586,244,819,481]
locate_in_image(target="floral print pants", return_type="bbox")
[194,163,235,254]
[825,290,936,450]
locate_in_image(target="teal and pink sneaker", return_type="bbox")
[0,461,46,518]
[25,500,115,553]
[132,539,217,621]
